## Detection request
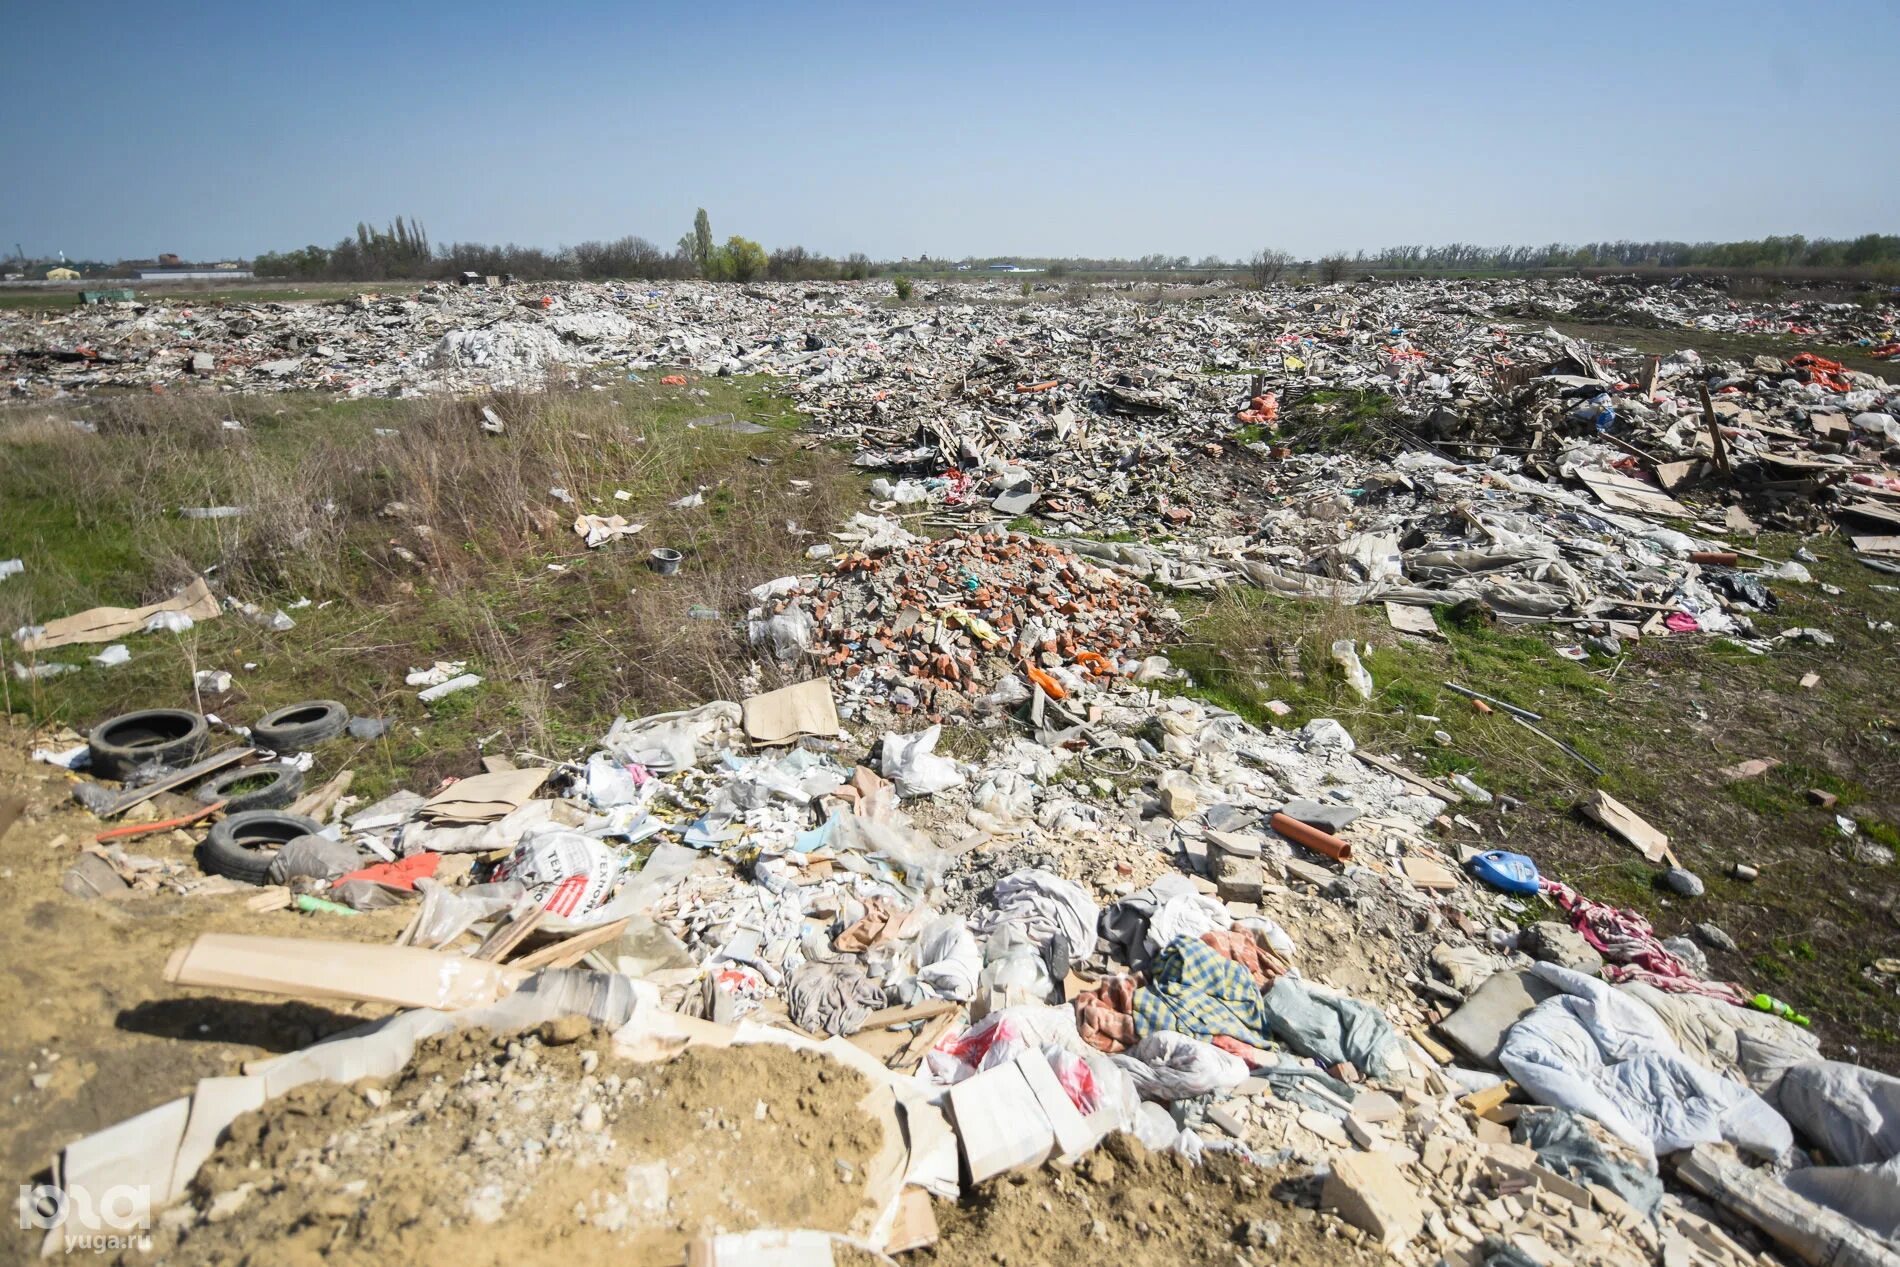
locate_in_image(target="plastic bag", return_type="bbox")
[1330,639,1373,700]
[492,828,626,919]
[879,726,965,797]
[830,811,954,891]
[924,1004,1085,1085]
[268,834,360,885]
[406,877,526,949]
[748,606,814,660]
[1111,1030,1248,1102]
[584,752,643,809]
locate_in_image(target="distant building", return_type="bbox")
[45,266,79,281]
[157,253,182,266]
[135,266,254,281]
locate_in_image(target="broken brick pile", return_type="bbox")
[779,531,1171,713]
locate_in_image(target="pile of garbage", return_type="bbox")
[749,529,1176,717]
[33,606,1900,1267]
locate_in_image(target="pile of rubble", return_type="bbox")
[750,529,1176,717]
[12,272,1900,1265]
[29,613,1897,1266]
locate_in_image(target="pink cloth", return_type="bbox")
[1541,878,1744,1005]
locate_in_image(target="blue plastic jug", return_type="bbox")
[1469,850,1540,894]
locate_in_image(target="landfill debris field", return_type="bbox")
[2,272,1900,1267]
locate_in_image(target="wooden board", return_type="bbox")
[1352,751,1461,802]
[98,747,256,819]
[509,917,631,971]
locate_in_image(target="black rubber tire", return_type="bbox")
[194,763,305,813]
[252,700,349,753]
[196,810,325,885]
[87,709,208,782]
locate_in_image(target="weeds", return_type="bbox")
[1,377,864,796]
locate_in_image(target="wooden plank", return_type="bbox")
[288,769,354,821]
[855,998,959,1031]
[1353,751,1460,802]
[473,903,545,962]
[1698,382,1732,476]
[509,917,631,971]
[97,747,256,819]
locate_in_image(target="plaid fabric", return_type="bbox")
[1133,935,1273,1046]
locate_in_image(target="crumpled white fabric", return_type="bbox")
[1499,963,1791,1163]
[915,914,981,1001]
[1146,888,1229,957]
[971,868,1098,953]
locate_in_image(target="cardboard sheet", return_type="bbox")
[417,766,550,824]
[1577,469,1691,519]
[742,678,842,745]
[17,577,220,651]
[164,934,529,1010]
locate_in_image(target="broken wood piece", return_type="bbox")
[95,799,225,843]
[288,769,354,821]
[244,887,292,913]
[1352,751,1460,802]
[508,917,631,971]
[94,747,257,819]
[473,902,545,962]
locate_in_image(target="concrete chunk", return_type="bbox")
[1324,1150,1428,1249]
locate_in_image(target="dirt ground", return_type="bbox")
[922,1133,1380,1267]
[143,1036,884,1266]
[0,729,411,1257]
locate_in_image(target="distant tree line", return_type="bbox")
[254,211,879,283]
[232,221,1900,286]
[1354,235,1900,273]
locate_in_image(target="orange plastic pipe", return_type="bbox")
[1270,812,1353,863]
[95,800,226,843]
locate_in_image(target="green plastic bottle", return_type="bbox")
[1749,993,1811,1027]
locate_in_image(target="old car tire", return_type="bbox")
[252,700,349,753]
[194,763,305,813]
[87,709,208,782]
[196,810,325,885]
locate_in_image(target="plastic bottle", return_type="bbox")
[1748,994,1811,1027]
[1451,773,1494,804]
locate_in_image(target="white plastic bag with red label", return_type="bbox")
[493,828,625,921]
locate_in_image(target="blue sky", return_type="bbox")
[4,0,1893,262]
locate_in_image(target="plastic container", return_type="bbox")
[647,547,683,576]
[1468,850,1540,894]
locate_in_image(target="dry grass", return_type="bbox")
[2,377,862,792]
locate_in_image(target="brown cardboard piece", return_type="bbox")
[417,766,550,824]
[1580,789,1673,866]
[741,678,842,745]
[164,933,529,1010]
[17,576,221,651]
